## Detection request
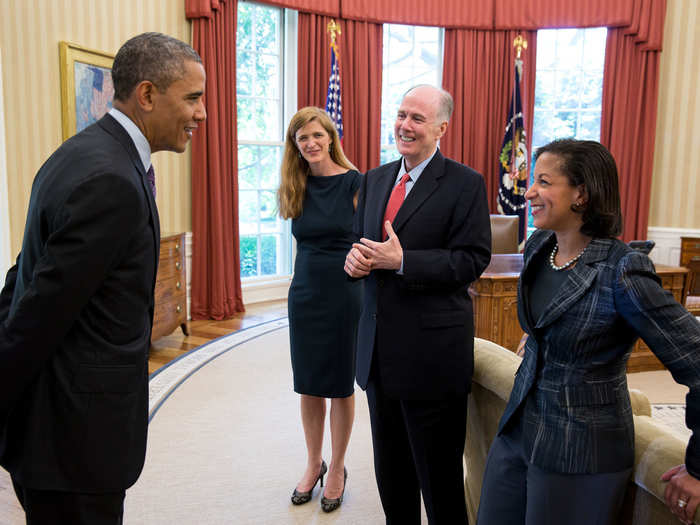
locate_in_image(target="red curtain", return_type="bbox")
[188,0,245,319]
[600,0,665,242]
[601,30,662,242]
[298,14,383,173]
[442,29,537,213]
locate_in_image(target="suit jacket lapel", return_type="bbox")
[535,237,611,329]
[369,161,401,240]
[392,151,443,236]
[98,114,160,272]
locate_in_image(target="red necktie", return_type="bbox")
[382,173,411,240]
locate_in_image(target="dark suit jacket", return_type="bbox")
[0,114,159,492]
[498,229,700,475]
[354,150,491,400]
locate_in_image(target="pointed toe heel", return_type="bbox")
[291,460,327,505]
[320,467,347,513]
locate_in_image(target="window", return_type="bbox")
[380,24,443,166]
[528,27,607,228]
[236,2,294,279]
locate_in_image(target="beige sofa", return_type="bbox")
[466,337,696,524]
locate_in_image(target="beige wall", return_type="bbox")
[1,0,698,257]
[650,0,700,230]
[1,0,193,255]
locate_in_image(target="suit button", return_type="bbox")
[378,279,384,287]
[372,313,377,320]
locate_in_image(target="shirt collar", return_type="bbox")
[397,148,438,184]
[108,108,152,173]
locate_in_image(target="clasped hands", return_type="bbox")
[344,221,403,278]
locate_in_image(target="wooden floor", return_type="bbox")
[148,300,288,374]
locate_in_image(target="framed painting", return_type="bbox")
[59,42,114,141]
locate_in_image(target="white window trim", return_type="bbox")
[0,49,12,284]
[240,6,297,304]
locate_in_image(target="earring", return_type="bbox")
[298,151,302,159]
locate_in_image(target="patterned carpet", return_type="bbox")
[651,404,690,440]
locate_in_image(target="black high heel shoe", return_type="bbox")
[291,460,327,505]
[320,467,347,513]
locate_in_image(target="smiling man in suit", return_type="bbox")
[0,32,205,524]
[344,85,491,524]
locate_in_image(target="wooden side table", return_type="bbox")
[151,232,189,342]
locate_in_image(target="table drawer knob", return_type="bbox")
[175,243,180,251]
[175,261,181,270]
[176,281,182,290]
[176,305,182,313]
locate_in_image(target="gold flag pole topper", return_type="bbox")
[513,34,528,59]
[327,19,341,50]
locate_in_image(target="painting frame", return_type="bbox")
[59,41,114,141]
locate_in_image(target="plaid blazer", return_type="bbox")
[497,228,700,475]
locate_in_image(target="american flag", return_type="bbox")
[325,41,343,140]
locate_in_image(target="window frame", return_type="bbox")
[236,2,297,293]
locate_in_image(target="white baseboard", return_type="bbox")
[646,227,700,266]
[242,276,291,305]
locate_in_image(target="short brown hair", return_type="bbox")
[535,139,622,238]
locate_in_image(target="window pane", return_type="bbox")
[236,50,254,97]
[236,4,253,50]
[580,72,604,108]
[239,190,258,225]
[240,235,258,278]
[260,235,278,276]
[254,54,280,98]
[578,112,601,140]
[259,190,277,223]
[258,146,282,189]
[534,71,555,109]
[555,71,583,109]
[238,145,258,190]
[254,8,280,54]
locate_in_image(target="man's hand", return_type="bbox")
[352,221,403,271]
[345,244,372,278]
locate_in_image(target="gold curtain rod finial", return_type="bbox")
[513,34,528,59]
[327,19,341,45]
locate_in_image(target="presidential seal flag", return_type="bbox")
[325,20,343,140]
[497,37,529,247]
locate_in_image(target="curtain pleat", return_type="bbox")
[189,0,245,319]
[442,29,537,213]
[601,27,662,242]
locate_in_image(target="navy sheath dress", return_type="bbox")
[288,169,363,398]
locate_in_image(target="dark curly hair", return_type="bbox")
[111,32,201,102]
[535,139,622,238]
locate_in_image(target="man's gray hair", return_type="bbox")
[112,32,202,102]
[403,85,454,123]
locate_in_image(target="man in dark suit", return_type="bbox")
[344,85,491,524]
[0,32,206,524]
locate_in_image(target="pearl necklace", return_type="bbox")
[549,243,586,271]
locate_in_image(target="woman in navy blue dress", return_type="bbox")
[278,107,362,512]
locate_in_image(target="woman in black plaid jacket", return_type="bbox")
[477,139,700,525]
